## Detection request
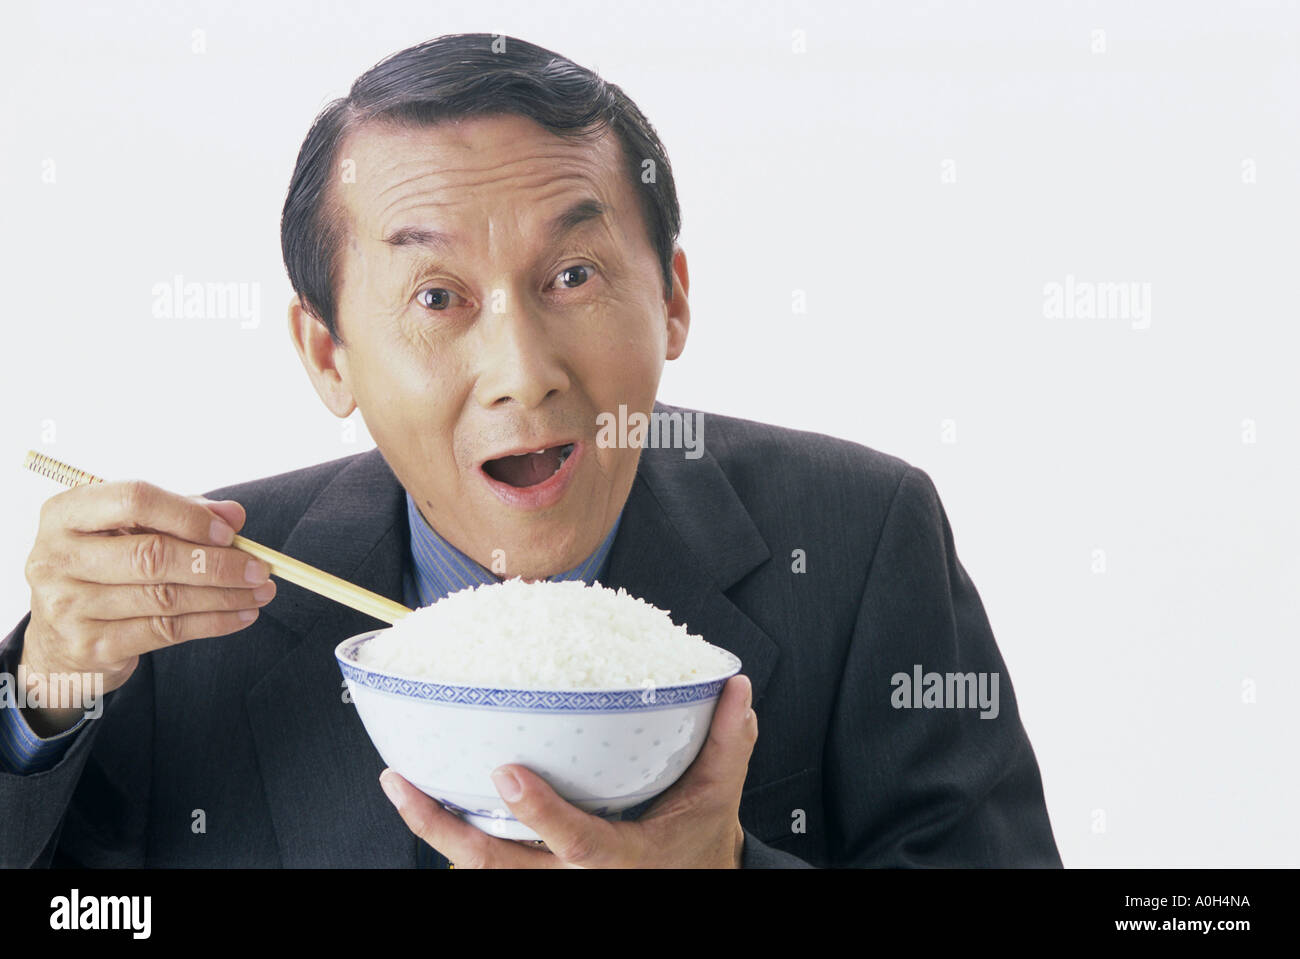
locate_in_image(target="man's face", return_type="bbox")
[290,114,689,580]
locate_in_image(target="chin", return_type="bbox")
[484,528,579,577]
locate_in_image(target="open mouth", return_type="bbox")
[481,443,576,489]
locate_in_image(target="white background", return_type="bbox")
[1,0,1296,867]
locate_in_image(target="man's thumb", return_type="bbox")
[695,674,757,783]
[200,498,246,534]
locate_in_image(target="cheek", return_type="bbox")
[343,319,463,427]
[577,298,666,380]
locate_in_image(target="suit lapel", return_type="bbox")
[602,439,780,710]
[245,415,779,866]
[246,448,415,867]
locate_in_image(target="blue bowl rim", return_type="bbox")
[334,630,743,711]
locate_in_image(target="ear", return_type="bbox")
[287,296,357,418]
[665,244,690,362]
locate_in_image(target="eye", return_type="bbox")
[551,264,595,291]
[415,287,464,311]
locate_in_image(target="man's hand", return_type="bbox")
[381,673,757,868]
[19,480,276,736]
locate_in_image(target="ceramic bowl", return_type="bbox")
[336,630,741,841]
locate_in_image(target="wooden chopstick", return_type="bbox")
[22,451,411,625]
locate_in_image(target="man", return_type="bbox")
[0,34,1061,868]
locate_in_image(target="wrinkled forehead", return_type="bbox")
[331,114,628,248]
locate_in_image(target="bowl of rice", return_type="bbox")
[335,578,742,841]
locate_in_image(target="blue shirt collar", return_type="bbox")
[402,491,624,609]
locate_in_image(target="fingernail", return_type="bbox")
[209,518,235,546]
[492,768,523,802]
[238,608,258,623]
[253,581,275,602]
[245,559,269,583]
[380,771,403,808]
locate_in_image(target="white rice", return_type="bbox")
[357,578,735,689]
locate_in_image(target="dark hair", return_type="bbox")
[281,33,682,346]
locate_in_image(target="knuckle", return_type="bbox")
[130,534,168,581]
[148,581,180,614]
[119,479,152,518]
[43,586,78,624]
[25,544,64,588]
[88,634,113,666]
[88,628,127,667]
[148,613,182,646]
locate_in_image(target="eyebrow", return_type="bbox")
[382,198,609,253]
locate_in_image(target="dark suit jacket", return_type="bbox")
[0,403,1061,868]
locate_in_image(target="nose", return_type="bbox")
[473,294,571,410]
